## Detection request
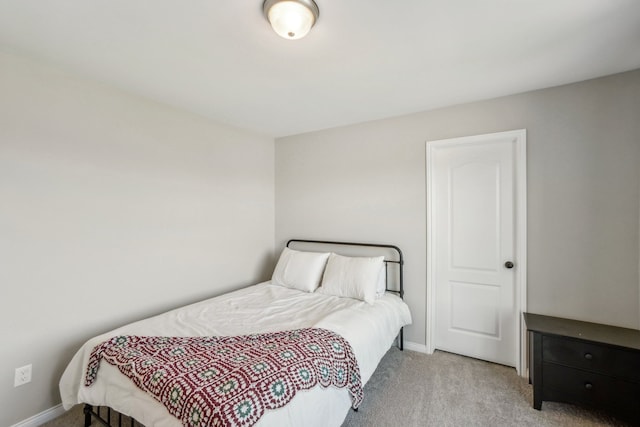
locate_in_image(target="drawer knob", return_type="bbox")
[584,353,593,360]
[585,382,593,390]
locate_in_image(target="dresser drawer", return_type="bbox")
[542,335,640,381]
[542,362,640,418]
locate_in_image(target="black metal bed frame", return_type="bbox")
[84,404,139,427]
[83,239,405,426]
[286,239,405,350]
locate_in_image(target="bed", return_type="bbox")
[60,239,412,427]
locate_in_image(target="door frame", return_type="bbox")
[426,129,527,376]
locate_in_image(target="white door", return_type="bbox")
[426,130,526,370]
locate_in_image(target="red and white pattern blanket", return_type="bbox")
[85,328,363,427]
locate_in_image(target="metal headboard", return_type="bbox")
[286,239,405,350]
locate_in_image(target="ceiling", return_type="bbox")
[1,1,639,137]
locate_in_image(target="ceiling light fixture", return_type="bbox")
[263,0,319,40]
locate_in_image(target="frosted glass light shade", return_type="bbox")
[263,0,319,40]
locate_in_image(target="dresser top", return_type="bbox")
[523,312,640,351]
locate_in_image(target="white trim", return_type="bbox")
[425,142,436,356]
[404,341,428,353]
[425,129,527,376]
[10,404,65,427]
[516,130,528,377]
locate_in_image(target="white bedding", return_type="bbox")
[60,281,412,427]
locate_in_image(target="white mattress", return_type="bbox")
[60,281,412,427]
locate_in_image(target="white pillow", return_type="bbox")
[271,247,330,292]
[319,253,384,304]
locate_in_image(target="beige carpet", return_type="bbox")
[342,348,627,427]
[42,348,629,427]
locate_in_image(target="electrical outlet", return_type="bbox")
[14,364,32,387]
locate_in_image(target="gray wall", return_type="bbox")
[0,51,275,426]
[275,69,640,346]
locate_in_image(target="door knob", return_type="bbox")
[504,261,514,269]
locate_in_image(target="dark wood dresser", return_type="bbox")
[523,313,640,424]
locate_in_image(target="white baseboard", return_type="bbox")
[404,340,428,353]
[11,404,65,427]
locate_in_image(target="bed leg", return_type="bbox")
[397,327,404,351]
[83,404,92,427]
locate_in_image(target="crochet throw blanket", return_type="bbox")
[85,328,363,427]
